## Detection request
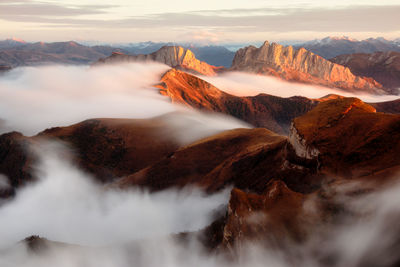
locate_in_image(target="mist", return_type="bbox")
[200,71,400,103]
[0,64,248,140]
[1,142,400,267]
[0,141,230,249]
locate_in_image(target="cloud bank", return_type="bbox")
[0,141,230,248]
[0,63,249,141]
[200,71,400,103]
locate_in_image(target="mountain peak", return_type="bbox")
[95,45,222,76]
[6,37,26,43]
[323,36,357,42]
[231,40,383,93]
[262,40,270,47]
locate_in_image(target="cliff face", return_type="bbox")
[95,46,221,76]
[331,51,400,94]
[230,41,383,93]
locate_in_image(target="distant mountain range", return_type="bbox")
[2,36,400,68]
[0,39,124,67]
[331,51,400,94]
[120,42,236,67]
[1,37,400,94]
[0,38,235,68]
[295,36,400,59]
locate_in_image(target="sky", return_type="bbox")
[0,0,399,44]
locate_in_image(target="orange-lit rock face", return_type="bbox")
[231,41,384,93]
[157,69,318,134]
[157,68,228,111]
[95,46,221,76]
[290,97,400,178]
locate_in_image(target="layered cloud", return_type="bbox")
[0,1,399,42]
[199,71,400,103]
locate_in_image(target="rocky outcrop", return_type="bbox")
[230,41,384,93]
[289,97,400,178]
[331,51,400,94]
[95,46,222,76]
[157,69,318,134]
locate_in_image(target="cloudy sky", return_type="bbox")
[0,0,399,43]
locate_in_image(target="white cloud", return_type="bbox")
[0,64,248,141]
[200,71,400,102]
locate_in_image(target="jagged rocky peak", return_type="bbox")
[231,40,384,93]
[96,45,221,76]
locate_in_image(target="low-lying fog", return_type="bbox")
[200,71,400,103]
[0,63,248,139]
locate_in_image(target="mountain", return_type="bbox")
[116,97,400,195]
[296,36,400,59]
[230,41,384,93]
[370,98,400,114]
[331,51,400,94]
[95,46,223,76]
[122,42,235,67]
[120,41,175,54]
[290,97,400,178]
[0,117,182,197]
[0,41,124,67]
[0,38,26,49]
[38,118,183,182]
[116,97,400,249]
[0,39,235,67]
[116,127,320,194]
[156,68,318,134]
[186,46,235,67]
[3,97,400,254]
